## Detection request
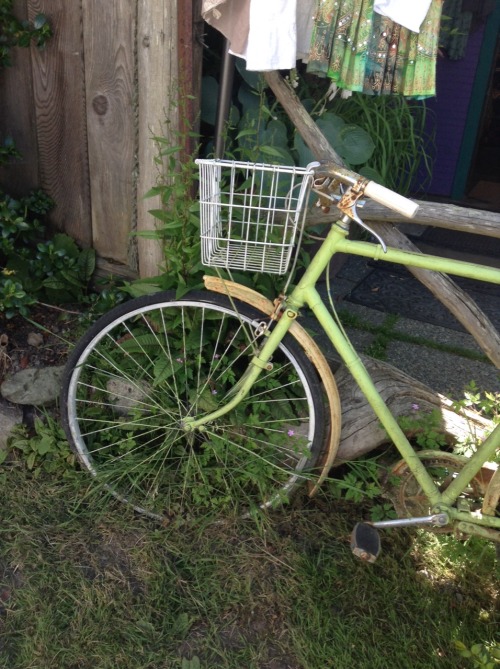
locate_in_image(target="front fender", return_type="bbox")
[203,275,341,494]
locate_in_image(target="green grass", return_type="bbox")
[0,461,498,669]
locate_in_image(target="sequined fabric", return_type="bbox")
[307,0,443,97]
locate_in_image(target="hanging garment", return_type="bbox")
[297,0,318,61]
[201,0,251,56]
[307,0,443,98]
[201,0,316,70]
[243,0,298,70]
[373,0,433,32]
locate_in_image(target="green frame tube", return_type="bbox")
[187,221,500,527]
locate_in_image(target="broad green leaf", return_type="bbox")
[42,276,67,291]
[235,57,266,92]
[77,248,96,282]
[359,165,386,186]
[294,133,315,167]
[261,119,289,151]
[338,125,376,166]
[60,269,84,287]
[52,233,80,258]
[200,76,219,125]
[316,113,346,151]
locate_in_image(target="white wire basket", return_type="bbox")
[196,159,315,275]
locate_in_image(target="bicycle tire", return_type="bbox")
[61,291,326,521]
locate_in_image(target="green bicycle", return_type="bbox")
[61,158,500,557]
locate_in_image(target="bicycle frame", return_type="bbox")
[186,218,500,536]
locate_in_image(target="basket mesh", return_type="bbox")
[196,159,314,274]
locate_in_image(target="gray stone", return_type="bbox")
[106,378,152,415]
[0,366,65,406]
[0,402,23,451]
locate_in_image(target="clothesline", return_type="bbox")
[202,0,443,98]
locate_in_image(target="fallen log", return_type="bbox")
[307,199,500,238]
[334,355,493,463]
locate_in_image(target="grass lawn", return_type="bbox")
[0,460,498,669]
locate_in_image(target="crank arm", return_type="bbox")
[371,513,449,529]
[351,513,449,563]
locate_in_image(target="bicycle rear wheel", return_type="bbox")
[61,291,326,521]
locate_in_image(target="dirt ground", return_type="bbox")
[0,304,80,384]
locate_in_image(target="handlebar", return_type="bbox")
[310,161,420,220]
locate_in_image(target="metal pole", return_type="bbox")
[214,38,235,158]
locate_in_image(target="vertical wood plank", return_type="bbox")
[0,0,39,196]
[192,0,204,130]
[137,0,178,278]
[82,0,136,266]
[27,0,91,245]
[178,0,203,156]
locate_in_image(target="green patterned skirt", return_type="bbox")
[307,0,443,98]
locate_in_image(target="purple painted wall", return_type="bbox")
[426,26,485,197]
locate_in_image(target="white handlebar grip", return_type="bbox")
[364,181,420,219]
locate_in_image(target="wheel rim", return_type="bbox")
[65,298,322,520]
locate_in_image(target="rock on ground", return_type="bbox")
[0,366,65,406]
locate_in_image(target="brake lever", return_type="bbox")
[313,179,387,253]
[342,201,387,253]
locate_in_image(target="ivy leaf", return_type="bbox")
[77,248,96,283]
[42,276,67,291]
[33,14,48,29]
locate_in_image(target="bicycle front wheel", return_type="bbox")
[61,291,326,521]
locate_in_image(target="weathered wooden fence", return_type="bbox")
[0,0,201,278]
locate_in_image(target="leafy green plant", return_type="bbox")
[454,640,500,668]
[327,457,397,521]
[7,415,76,476]
[0,274,34,317]
[0,187,96,317]
[0,0,52,67]
[133,138,204,298]
[330,459,383,504]
[0,5,87,318]
[200,59,433,196]
[397,407,449,450]
[454,381,500,425]
[201,60,377,174]
[327,92,435,194]
[129,100,286,301]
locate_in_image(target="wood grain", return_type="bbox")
[308,200,500,239]
[0,0,39,196]
[136,0,178,278]
[83,0,136,265]
[334,355,493,463]
[27,0,91,245]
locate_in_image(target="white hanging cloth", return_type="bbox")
[201,0,316,71]
[373,0,434,33]
[241,0,297,70]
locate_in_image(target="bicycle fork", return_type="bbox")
[181,302,298,432]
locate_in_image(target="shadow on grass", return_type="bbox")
[0,463,498,669]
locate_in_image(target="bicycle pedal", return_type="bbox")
[350,523,381,563]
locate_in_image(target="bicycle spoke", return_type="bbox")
[62,294,325,520]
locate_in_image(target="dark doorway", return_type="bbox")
[466,34,500,211]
